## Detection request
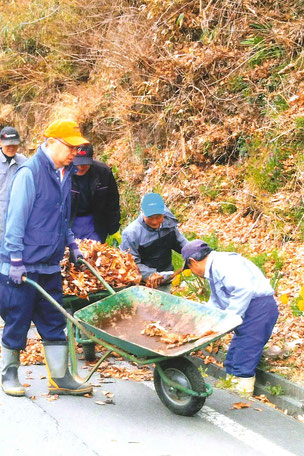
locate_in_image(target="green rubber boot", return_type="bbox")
[43,341,92,396]
[1,345,25,397]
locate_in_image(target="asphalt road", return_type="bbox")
[0,358,303,456]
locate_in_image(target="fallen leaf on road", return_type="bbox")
[47,395,59,401]
[22,383,31,387]
[30,396,36,400]
[254,408,263,412]
[105,392,114,398]
[231,402,251,409]
[253,394,276,408]
[95,401,107,405]
[84,393,92,398]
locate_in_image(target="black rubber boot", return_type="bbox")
[1,346,25,397]
[43,341,92,396]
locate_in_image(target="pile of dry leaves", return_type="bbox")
[61,239,141,298]
[141,321,215,349]
[20,338,44,366]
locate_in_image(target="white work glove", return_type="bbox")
[159,271,174,280]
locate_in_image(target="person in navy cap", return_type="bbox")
[181,240,278,396]
[0,126,27,241]
[70,144,120,243]
[120,193,188,288]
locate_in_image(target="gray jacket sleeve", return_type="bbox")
[120,231,157,279]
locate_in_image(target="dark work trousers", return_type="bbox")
[224,295,279,378]
[0,271,66,350]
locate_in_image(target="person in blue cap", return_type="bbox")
[181,239,279,396]
[120,193,188,288]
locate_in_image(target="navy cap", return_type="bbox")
[73,144,93,166]
[0,126,20,146]
[181,240,212,269]
[141,193,165,217]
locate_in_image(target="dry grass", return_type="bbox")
[1,0,304,236]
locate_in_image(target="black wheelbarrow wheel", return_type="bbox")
[153,356,206,416]
[82,342,96,362]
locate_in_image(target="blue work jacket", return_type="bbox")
[0,145,75,267]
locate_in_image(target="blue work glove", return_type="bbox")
[69,242,83,266]
[9,260,27,285]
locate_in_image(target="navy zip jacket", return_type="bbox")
[120,208,188,279]
[70,160,120,243]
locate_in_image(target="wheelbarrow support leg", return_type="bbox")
[43,341,93,396]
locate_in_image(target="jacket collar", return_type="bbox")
[0,148,17,166]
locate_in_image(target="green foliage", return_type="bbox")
[119,187,141,228]
[241,35,283,67]
[200,182,221,200]
[173,269,211,302]
[236,135,250,158]
[176,13,185,28]
[295,117,304,129]
[249,252,268,273]
[290,301,303,317]
[202,232,219,250]
[220,199,237,215]
[265,383,285,396]
[215,375,234,389]
[249,249,284,290]
[247,140,290,193]
[198,366,209,378]
[106,232,122,247]
[290,286,304,316]
[171,251,184,271]
[227,75,249,94]
[202,232,236,253]
[270,95,289,113]
[184,231,198,241]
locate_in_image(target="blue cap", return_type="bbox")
[141,193,165,217]
[181,240,212,269]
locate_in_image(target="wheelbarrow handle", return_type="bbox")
[78,258,116,296]
[22,276,96,341]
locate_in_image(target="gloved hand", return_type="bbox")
[145,273,164,289]
[69,242,83,266]
[9,260,27,285]
[159,271,174,280]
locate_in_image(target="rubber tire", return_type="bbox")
[82,343,96,362]
[154,357,206,416]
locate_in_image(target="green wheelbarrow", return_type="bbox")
[24,259,242,416]
[63,287,127,362]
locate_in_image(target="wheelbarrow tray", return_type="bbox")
[63,286,127,313]
[74,286,242,358]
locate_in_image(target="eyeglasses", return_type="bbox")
[55,138,78,152]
